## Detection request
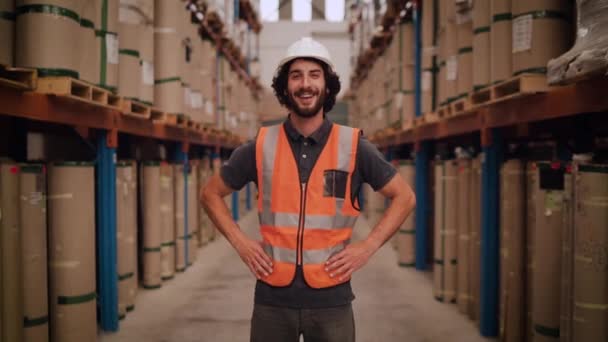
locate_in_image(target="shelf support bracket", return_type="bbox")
[96,130,119,332]
[480,127,502,337]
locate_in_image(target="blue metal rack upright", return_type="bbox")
[480,128,502,337]
[175,144,189,268]
[413,1,429,271]
[96,130,119,331]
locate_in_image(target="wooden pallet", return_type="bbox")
[150,108,168,123]
[0,65,37,90]
[470,74,549,106]
[121,98,151,119]
[450,96,473,116]
[436,105,452,118]
[36,76,121,109]
[414,112,440,127]
[401,118,414,131]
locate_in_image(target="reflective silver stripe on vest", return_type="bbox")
[259,211,357,229]
[262,243,297,264]
[302,240,350,264]
[259,125,280,224]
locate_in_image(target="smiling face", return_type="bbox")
[285,58,327,118]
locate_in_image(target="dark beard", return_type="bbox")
[287,89,326,118]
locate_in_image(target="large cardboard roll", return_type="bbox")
[1,162,23,342]
[468,157,482,320]
[560,172,574,342]
[116,161,135,319]
[499,159,525,342]
[512,0,572,76]
[160,162,175,281]
[456,159,471,313]
[573,164,608,342]
[436,31,446,106]
[187,162,199,265]
[93,0,119,91]
[433,162,445,302]
[443,161,458,303]
[78,0,98,83]
[173,163,186,272]
[141,162,162,289]
[0,0,15,66]
[118,22,142,100]
[139,24,154,104]
[490,0,512,83]
[124,161,138,311]
[445,22,458,103]
[397,161,415,267]
[20,164,49,342]
[15,1,81,78]
[48,162,96,342]
[525,161,538,341]
[457,21,473,98]
[473,0,491,90]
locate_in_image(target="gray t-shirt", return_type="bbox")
[221,117,396,308]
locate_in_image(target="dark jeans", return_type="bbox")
[250,303,355,342]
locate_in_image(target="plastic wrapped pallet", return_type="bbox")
[141,161,162,289]
[512,0,573,77]
[433,162,446,302]
[0,0,14,65]
[499,159,525,342]
[1,162,23,342]
[473,0,491,90]
[397,160,415,267]
[15,1,82,79]
[48,162,96,342]
[533,162,569,342]
[548,0,608,84]
[572,163,608,342]
[491,0,512,83]
[20,164,49,341]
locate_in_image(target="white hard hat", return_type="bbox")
[277,37,334,71]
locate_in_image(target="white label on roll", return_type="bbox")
[142,61,154,85]
[192,92,203,109]
[394,92,403,109]
[184,88,192,107]
[205,101,214,114]
[106,34,119,65]
[513,14,533,53]
[446,56,458,81]
[422,71,432,91]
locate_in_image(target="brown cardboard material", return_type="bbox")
[499,159,525,342]
[445,22,458,102]
[20,165,49,342]
[469,157,482,320]
[198,158,213,245]
[491,0,512,83]
[473,0,491,89]
[139,25,154,104]
[0,0,14,65]
[433,163,445,301]
[1,162,23,342]
[187,162,199,264]
[160,163,176,280]
[125,162,138,309]
[116,163,132,316]
[397,162,415,266]
[560,172,574,342]
[94,0,118,31]
[437,30,446,105]
[155,81,183,114]
[141,163,162,288]
[573,165,608,342]
[457,21,473,97]
[119,22,142,99]
[525,161,538,341]
[533,163,565,342]
[48,164,96,342]
[15,11,79,75]
[457,159,471,313]
[173,164,186,271]
[444,161,458,303]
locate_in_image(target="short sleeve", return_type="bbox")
[356,136,397,191]
[220,140,257,191]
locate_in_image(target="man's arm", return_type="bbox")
[201,175,273,279]
[324,173,415,281]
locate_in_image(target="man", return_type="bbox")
[201,37,415,342]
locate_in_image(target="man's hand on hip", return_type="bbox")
[324,240,376,281]
[234,236,274,279]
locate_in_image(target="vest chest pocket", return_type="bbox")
[323,169,349,199]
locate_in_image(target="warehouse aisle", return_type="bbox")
[100,210,495,342]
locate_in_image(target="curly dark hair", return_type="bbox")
[271,57,341,114]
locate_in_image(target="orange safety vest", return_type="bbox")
[255,123,361,289]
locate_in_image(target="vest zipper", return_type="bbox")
[297,182,308,265]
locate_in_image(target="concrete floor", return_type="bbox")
[100,211,496,342]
